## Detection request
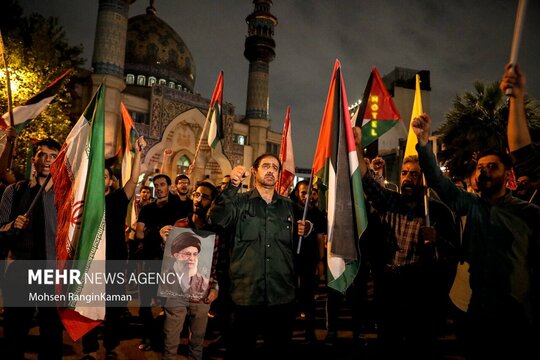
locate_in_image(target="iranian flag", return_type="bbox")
[50,84,106,341]
[207,71,224,150]
[312,60,368,294]
[355,67,400,147]
[0,69,72,129]
[276,106,295,196]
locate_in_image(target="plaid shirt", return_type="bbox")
[362,173,426,267]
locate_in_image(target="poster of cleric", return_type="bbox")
[158,227,215,302]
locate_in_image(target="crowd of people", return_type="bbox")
[0,63,538,360]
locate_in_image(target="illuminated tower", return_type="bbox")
[244,0,277,157]
[91,0,134,158]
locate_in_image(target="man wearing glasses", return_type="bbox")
[354,128,458,359]
[159,181,219,360]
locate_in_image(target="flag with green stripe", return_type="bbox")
[50,84,106,341]
[312,60,368,293]
[355,67,400,147]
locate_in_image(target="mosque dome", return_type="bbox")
[125,4,196,92]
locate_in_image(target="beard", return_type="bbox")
[401,182,423,199]
[477,174,505,195]
[258,174,277,187]
[193,204,209,216]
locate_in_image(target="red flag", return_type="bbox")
[277,106,295,196]
[120,102,137,187]
[355,67,400,147]
[312,60,368,293]
[207,71,224,150]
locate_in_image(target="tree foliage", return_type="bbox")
[0,0,84,178]
[436,81,540,179]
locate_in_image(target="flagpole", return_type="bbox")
[422,175,430,227]
[12,174,52,236]
[188,112,211,177]
[506,0,528,96]
[296,172,314,254]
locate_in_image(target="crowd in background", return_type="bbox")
[0,63,538,360]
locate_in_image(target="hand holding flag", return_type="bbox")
[311,60,368,294]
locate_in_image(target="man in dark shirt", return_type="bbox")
[175,174,193,216]
[354,128,458,359]
[413,113,540,360]
[135,174,185,350]
[290,180,325,343]
[159,181,220,360]
[81,136,146,359]
[208,153,310,359]
[0,138,64,360]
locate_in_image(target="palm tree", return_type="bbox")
[436,81,540,179]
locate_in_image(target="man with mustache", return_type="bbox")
[208,153,311,360]
[413,113,540,360]
[354,128,458,359]
[159,181,219,360]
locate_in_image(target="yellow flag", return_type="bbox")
[403,74,423,159]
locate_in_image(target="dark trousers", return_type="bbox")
[227,302,295,360]
[377,264,447,359]
[82,306,124,353]
[463,303,537,360]
[3,261,64,360]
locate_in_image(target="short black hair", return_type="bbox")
[477,149,513,170]
[140,185,152,192]
[252,153,282,172]
[290,180,309,203]
[153,174,171,186]
[196,181,218,200]
[34,138,61,153]
[175,174,190,184]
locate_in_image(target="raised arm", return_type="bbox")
[412,113,473,214]
[207,165,245,230]
[501,63,530,152]
[353,126,368,176]
[123,136,147,199]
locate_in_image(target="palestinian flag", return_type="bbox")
[207,71,224,150]
[0,69,72,129]
[403,74,423,159]
[355,67,400,147]
[277,106,295,196]
[50,84,106,341]
[312,60,368,294]
[120,101,137,187]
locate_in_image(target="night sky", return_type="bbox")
[17,0,540,167]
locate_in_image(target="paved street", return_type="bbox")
[0,280,466,359]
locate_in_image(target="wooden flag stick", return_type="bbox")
[506,0,528,96]
[188,106,212,177]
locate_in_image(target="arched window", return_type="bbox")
[137,75,146,86]
[169,81,175,88]
[126,74,135,84]
[148,76,156,86]
[176,155,191,175]
[159,79,167,85]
